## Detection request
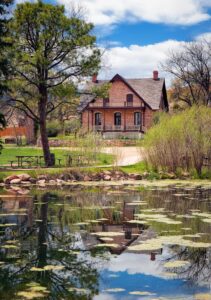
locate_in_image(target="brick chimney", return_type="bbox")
[153,70,159,80]
[92,73,98,83]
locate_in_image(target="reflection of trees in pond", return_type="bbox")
[0,192,101,299]
[164,245,211,284]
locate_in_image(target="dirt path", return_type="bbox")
[102,146,143,166]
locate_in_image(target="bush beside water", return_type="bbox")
[144,106,211,177]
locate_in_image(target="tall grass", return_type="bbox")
[144,106,211,176]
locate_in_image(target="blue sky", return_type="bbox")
[16,0,211,83]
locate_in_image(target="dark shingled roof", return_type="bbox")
[78,74,166,112]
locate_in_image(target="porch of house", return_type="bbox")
[87,107,146,135]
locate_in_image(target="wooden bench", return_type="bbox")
[9,161,15,168]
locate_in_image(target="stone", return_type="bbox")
[4,175,19,184]
[83,175,92,181]
[29,178,37,184]
[49,180,56,185]
[60,174,71,181]
[104,175,111,181]
[129,173,142,180]
[10,178,22,184]
[167,173,176,179]
[17,173,31,181]
[56,179,65,185]
[103,170,112,176]
[38,175,48,180]
[142,172,149,178]
[21,181,31,185]
[181,171,190,178]
[37,179,46,186]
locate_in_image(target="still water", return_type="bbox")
[0,183,211,299]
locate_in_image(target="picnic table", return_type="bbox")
[10,155,44,168]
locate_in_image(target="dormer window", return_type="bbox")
[126,94,133,106]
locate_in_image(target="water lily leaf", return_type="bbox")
[91,232,124,237]
[43,265,65,271]
[164,260,190,268]
[17,291,46,299]
[95,243,119,248]
[0,223,17,227]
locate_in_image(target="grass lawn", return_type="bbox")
[0,147,114,167]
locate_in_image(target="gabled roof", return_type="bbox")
[78,73,167,112]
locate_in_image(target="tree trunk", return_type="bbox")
[39,87,54,167]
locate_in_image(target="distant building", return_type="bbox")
[0,107,34,144]
[78,71,168,138]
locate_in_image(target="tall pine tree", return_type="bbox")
[0,0,13,94]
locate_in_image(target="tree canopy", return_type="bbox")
[6,0,101,165]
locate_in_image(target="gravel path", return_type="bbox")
[102,147,143,166]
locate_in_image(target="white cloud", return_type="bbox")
[59,0,211,26]
[99,39,184,85]
[196,32,211,41]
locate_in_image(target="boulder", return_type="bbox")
[4,175,19,184]
[60,174,72,181]
[56,179,65,185]
[83,175,92,181]
[181,171,190,178]
[10,178,22,184]
[103,170,112,176]
[29,178,37,184]
[37,179,46,186]
[104,175,111,181]
[142,172,149,178]
[49,180,56,185]
[167,172,176,179]
[129,173,142,180]
[17,173,31,181]
[38,175,48,180]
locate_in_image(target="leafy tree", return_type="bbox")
[6,0,101,166]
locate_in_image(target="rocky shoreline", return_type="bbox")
[1,170,143,187]
[0,169,193,188]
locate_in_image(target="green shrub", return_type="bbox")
[64,119,81,135]
[144,106,211,177]
[47,120,62,137]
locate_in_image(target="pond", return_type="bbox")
[0,183,211,299]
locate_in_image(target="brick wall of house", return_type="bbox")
[94,79,143,106]
[144,108,155,129]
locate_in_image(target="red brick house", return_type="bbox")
[78,71,168,138]
[0,107,34,144]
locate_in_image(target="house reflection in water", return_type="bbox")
[86,199,162,259]
[0,190,33,239]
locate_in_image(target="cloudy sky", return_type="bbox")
[16,0,211,83]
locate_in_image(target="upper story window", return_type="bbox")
[126,94,133,106]
[95,112,102,126]
[103,97,109,107]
